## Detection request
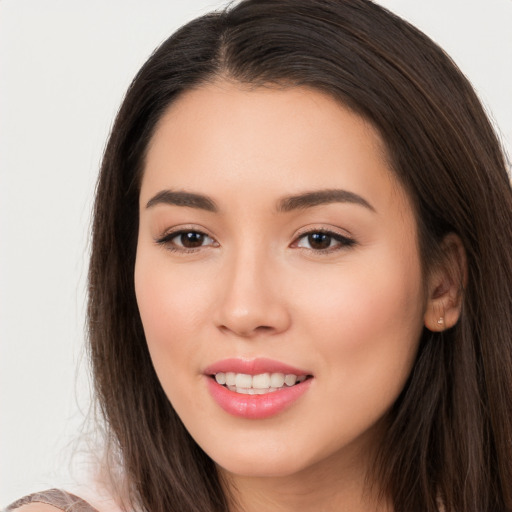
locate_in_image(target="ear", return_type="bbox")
[424,233,467,332]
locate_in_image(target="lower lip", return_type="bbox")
[205,377,312,419]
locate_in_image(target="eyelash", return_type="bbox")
[155,229,218,253]
[155,228,356,254]
[292,228,356,253]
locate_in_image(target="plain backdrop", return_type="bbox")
[1,0,511,505]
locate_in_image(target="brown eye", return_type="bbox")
[178,231,207,248]
[307,233,332,250]
[295,230,355,252]
[156,230,217,251]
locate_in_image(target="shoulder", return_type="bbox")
[8,504,63,512]
[4,490,99,512]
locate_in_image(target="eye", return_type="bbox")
[294,230,355,252]
[156,229,217,251]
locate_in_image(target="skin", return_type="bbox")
[134,82,462,512]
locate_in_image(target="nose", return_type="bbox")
[214,250,291,338]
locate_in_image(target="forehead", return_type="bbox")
[142,82,407,215]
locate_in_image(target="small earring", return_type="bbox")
[437,317,444,326]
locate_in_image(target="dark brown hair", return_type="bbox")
[88,1,512,511]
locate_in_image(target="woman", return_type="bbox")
[8,0,512,511]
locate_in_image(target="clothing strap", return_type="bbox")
[5,489,99,512]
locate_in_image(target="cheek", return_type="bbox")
[294,248,426,400]
[134,248,215,385]
[331,266,423,349]
[134,236,217,331]
[136,266,202,338]
[134,256,215,422]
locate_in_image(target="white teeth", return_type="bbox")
[215,372,226,385]
[235,373,252,388]
[284,374,297,386]
[236,387,256,395]
[270,372,285,388]
[252,372,270,389]
[214,371,308,393]
[237,387,279,394]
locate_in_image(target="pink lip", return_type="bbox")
[204,358,313,419]
[204,358,311,376]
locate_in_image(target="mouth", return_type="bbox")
[204,358,314,419]
[210,372,311,395]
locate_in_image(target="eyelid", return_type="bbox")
[154,225,219,252]
[152,224,356,254]
[291,226,356,253]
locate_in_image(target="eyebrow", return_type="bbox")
[146,190,218,212]
[145,188,375,214]
[277,189,375,213]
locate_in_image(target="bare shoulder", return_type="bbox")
[4,489,99,512]
[11,504,64,512]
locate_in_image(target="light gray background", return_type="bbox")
[1,0,511,505]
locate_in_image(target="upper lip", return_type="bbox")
[204,358,312,376]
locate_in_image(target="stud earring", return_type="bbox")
[437,317,444,326]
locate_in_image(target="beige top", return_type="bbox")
[5,490,99,512]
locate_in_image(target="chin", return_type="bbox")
[205,436,326,480]
[216,456,309,479]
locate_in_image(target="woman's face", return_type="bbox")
[135,83,428,479]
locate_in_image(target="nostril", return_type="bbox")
[254,325,274,332]
[217,324,275,338]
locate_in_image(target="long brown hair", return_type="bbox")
[87,1,512,511]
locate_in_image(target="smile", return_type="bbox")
[204,359,313,419]
[214,372,307,394]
